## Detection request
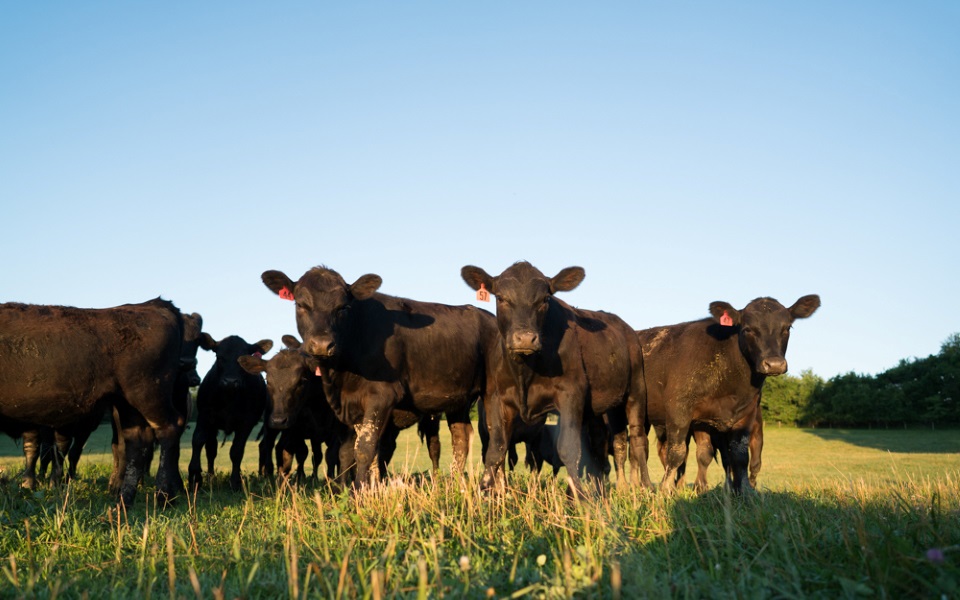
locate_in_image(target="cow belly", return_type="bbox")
[692,396,757,431]
[0,362,113,428]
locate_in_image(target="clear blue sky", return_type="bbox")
[2,2,958,382]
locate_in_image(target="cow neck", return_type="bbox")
[502,299,571,423]
[317,364,345,417]
[726,327,766,393]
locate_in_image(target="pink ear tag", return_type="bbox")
[720,311,734,327]
[279,287,295,301]
[476,283,490,303]
[315,366,322,377]
[253,352,262,358]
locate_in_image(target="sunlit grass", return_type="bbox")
[1,427,959,597]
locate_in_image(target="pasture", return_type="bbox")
[1,426,959,598]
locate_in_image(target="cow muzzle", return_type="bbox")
[270,414,290,429]
[508,331,541,356]
[304,337,337,359]
[758,357,788,376]
[220,377,242,390]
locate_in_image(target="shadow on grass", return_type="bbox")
[800,427,960,454]
[608,486,960,598]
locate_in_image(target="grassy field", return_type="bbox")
[1,425,959,598]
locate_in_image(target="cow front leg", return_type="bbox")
[724,429,753,494]
[556,409,590,498]
[352,408,391,491]
[259,425,279,478]
[228,425,254,491]
[446,408,472,475]
[187,420,210,491]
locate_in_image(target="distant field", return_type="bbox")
[2,424,958,490]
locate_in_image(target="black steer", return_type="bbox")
[261,266,495,489]
[188,334,273,491]
[461,262,648,496]
[0,298,187,505]
[638,294,820,494]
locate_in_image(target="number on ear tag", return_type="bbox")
[720,311,734,327]
[476,283,490,302]
[279,287,294,301]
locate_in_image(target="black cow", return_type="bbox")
[239,335,347,482]
[261,266,495,488]
[240,336,446,486]
[461,262,648,495]
[188,334,273,491]
[27,312,203,491]
[638,294,820,494]
[0,298,187,505]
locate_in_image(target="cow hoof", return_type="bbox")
[20,478,37,491]
[119,490,136,508]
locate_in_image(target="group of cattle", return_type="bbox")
[0,262,819,504]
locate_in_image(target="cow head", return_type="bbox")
[709,295,820,376]
[262,267,381,361]
[200,334,274,390]
[179,312,204,388]
[461,261,585,357]
[238,335,316,429]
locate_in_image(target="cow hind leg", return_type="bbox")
[604,408,629,490]
[21,430,42,490]
[113,406,153,507]
[660,421,691,495]
[692,429,715,494]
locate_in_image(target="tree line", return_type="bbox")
[763,333,960,428]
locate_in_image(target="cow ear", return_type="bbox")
[183,313,203,338]
[281,335,301,350]
[789,295,821,320]
[709,301,741,327]
[262,270,297,300]
[254,339,274,354]
[199,333,218,351]
[461,265,496,294]
[349,274,382,300]
[237,355,266,375]
[550,267,585,294]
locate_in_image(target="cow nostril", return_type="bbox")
[761,358,787,375]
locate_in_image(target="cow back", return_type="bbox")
[0,301,182,429]
[347,294,495,414]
